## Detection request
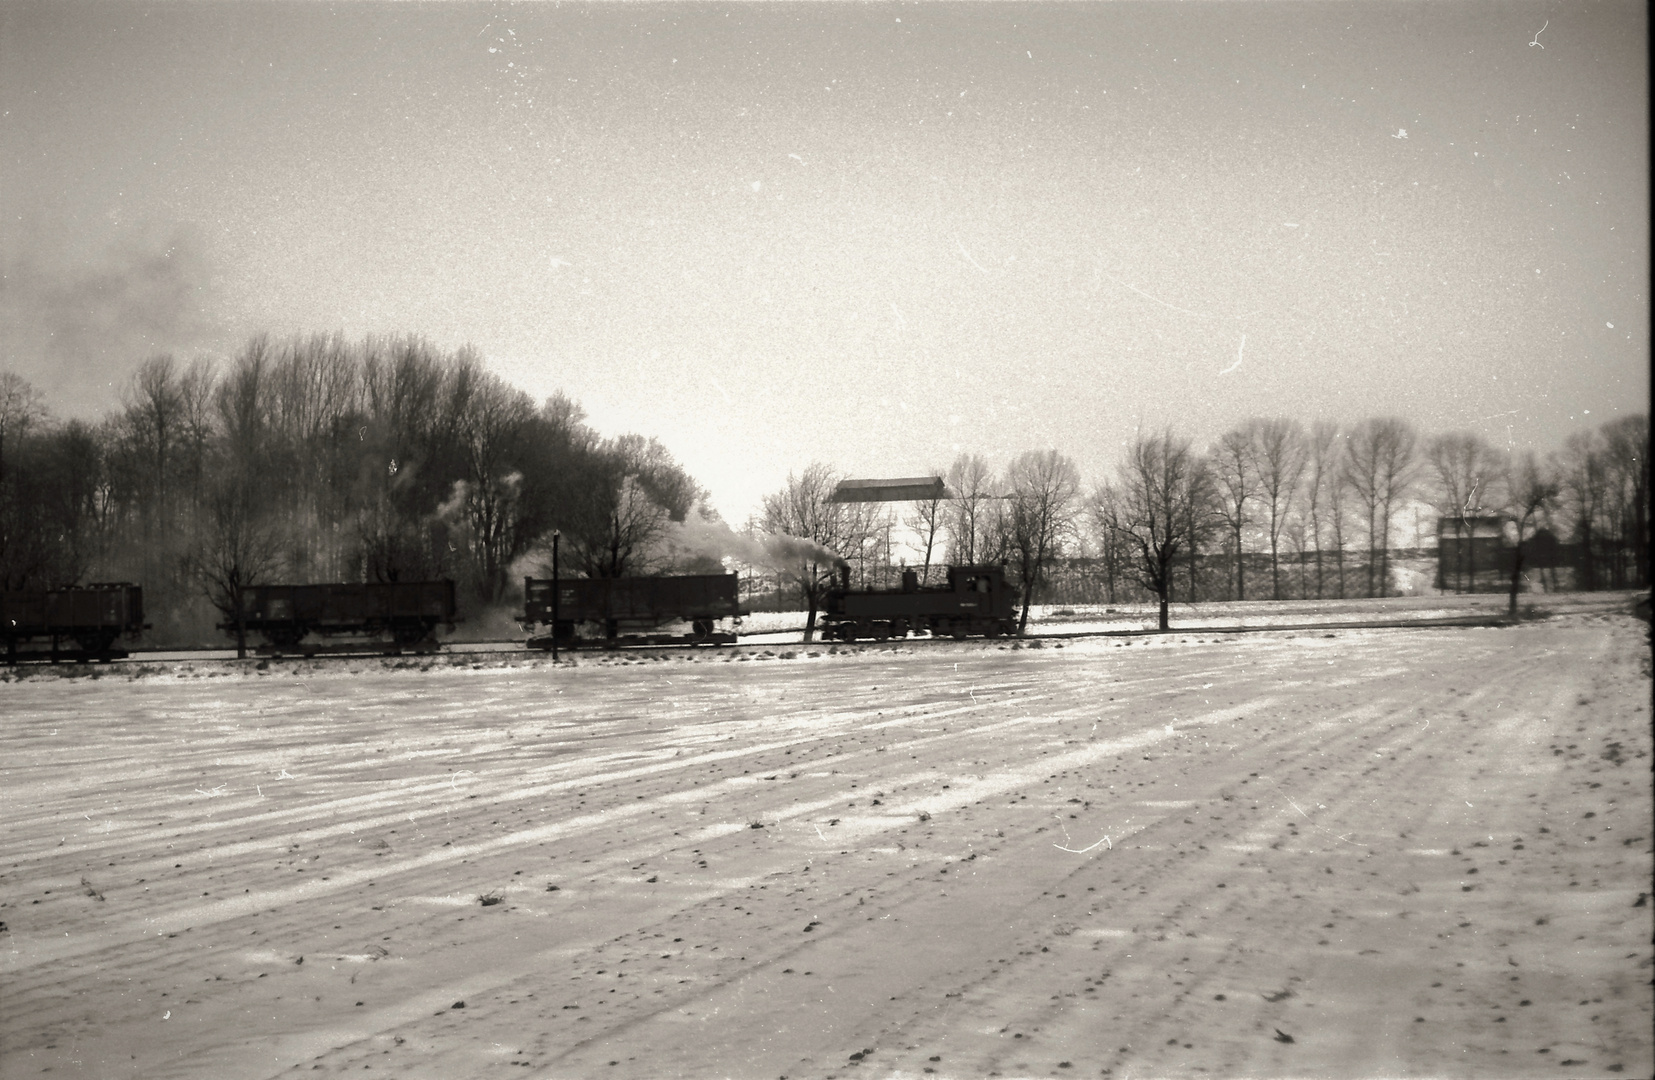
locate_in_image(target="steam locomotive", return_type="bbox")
[222,580,457,654]
[2,583,147,662]
[818,563,1019,641]
[523,573,744,649]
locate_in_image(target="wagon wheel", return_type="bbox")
[950,621,969,641]
[891,618,910,638]
[984,621,1002,638]
[266,625,306,650]
[839,624,857,643]
[873,623,891,642]
[692,619,714,642]
[392,619,433,646]
[78,629,118,657]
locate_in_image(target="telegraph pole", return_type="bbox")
[551,530,560,664]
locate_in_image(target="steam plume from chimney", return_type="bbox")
[662,515,846,572]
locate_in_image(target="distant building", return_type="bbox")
[1436,515,1507,591]
[1436,516,1583,592]
[829,476,953,503]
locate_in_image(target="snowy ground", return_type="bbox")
[2,598,1650,1080]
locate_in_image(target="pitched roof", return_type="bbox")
[829,476,954,503]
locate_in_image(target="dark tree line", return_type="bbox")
[0,335,707,643]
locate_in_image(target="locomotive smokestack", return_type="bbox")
[840,564,851,591]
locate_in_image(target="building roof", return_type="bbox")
[829,476,954,503]
[1436,514,1506,535]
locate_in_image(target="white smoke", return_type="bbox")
[659,514,846,574]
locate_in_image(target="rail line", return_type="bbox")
[0,611,1557,669]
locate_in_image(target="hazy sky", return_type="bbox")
[2,1,1647,524]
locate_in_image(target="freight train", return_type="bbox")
[818,564,1019,641]
[222,580,457,654]
[523,573,744,649]
[2,583,147,662]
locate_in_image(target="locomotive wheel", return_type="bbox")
[840,624,857,643]
[984,622,1002,638]
[873,623,891,641]
[891,618,909,638]
[950,621,968,641]
[692,619,713,641]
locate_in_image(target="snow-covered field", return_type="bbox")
[2,600,1650,1079]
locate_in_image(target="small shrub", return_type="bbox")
[478,892,505,907]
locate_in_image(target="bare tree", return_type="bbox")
[176,358,217,518]
[905,468,948,585]
[1425,431,1499,592]
[1302,421,1343,598]
[191,472,285,659]
[120,355,189,571]
[1556,430,1608,590]
[1180,455,1219,603]
[1599,414,1649,588]
[561,433,703,582]
[944,453,996,565]
[193,361,284,657]
[759,463,875,641]
[1253,418,1308,599]
[456,369,538,601]
[1005,450,1082,634]
[1106,430,1202,631]
[1210,425,1257,600]
[0,391,110,589]
[0,373,49,587]
[0,372,47,485]
[1285,511,1311,600]
[1499,452,1559,618]
[269,333,363,578]
[357,335,454,584]
[1343,417,1419,596]
[1086,486,1130,604]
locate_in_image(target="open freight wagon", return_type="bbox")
[225,580,457,655]
[2,583,147,662]
[523,574,744,649]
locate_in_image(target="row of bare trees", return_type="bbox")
[1,336,710,643]
[755,413,1647,636]
[1091,415,1647,616]
[6,341,1645,643]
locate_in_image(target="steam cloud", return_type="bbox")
[0,220,221,413]
[662,514,847,573]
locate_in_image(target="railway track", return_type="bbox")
[10,591,1639,669]
[2,612,1543,669]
